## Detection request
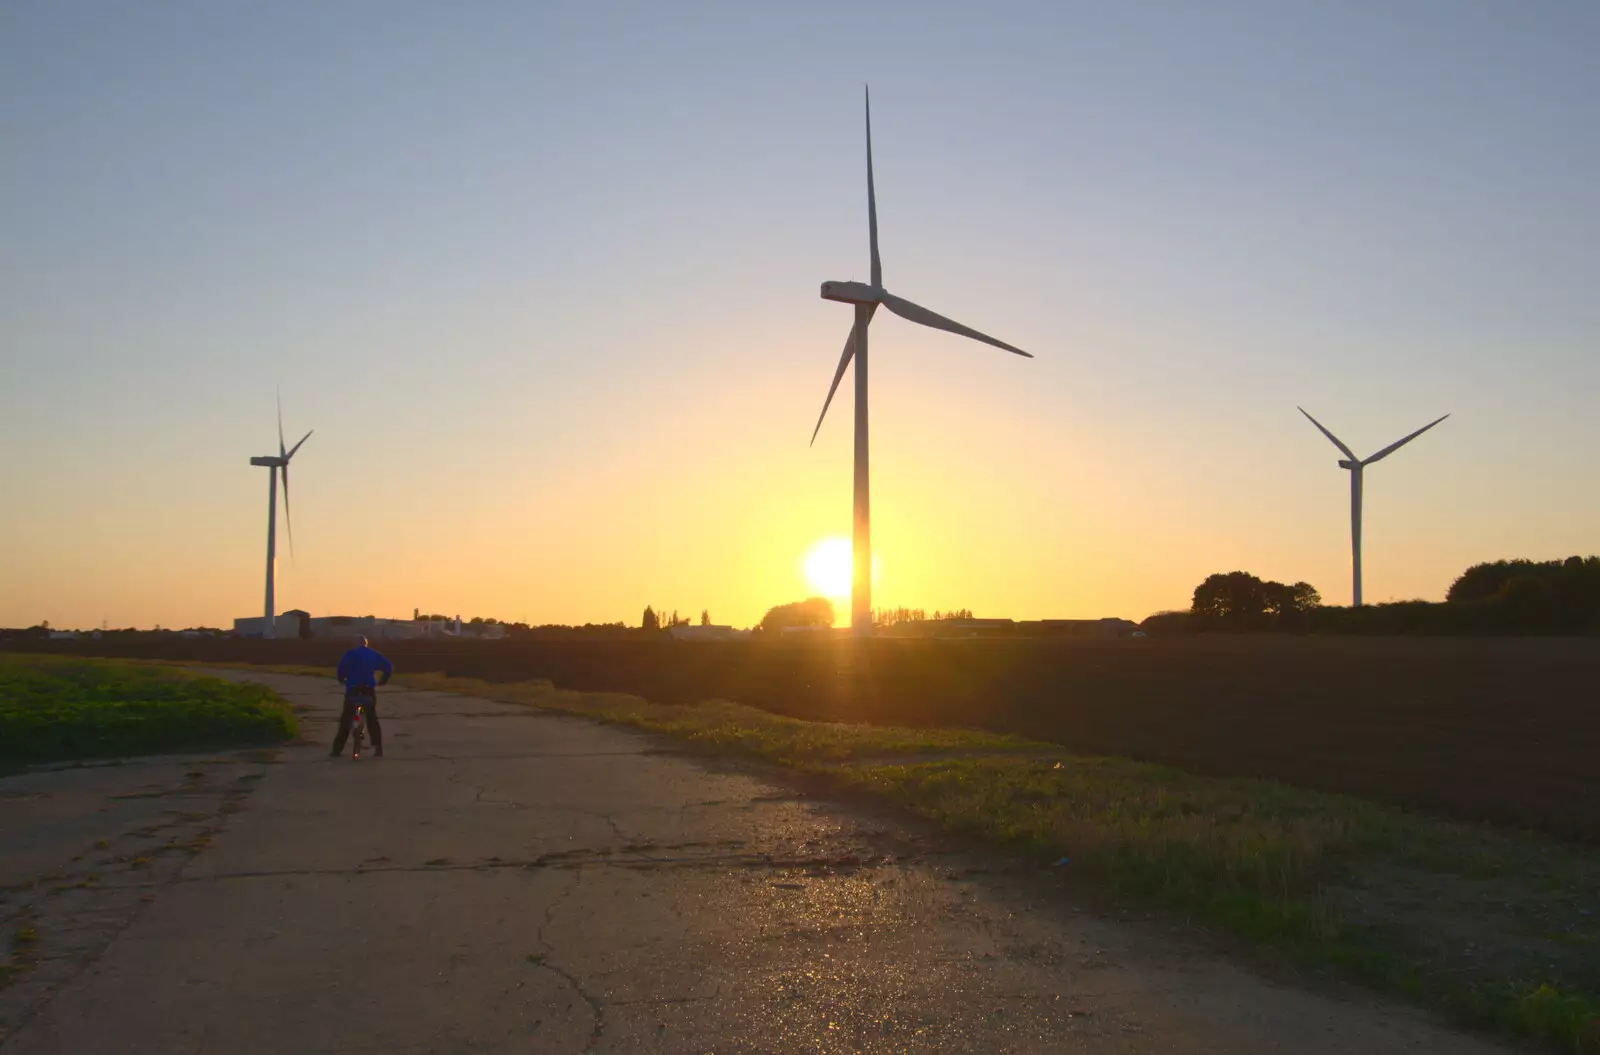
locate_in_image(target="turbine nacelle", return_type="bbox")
[250,456,284,468]
[1337,459,1359,470]
[821,280,880,305]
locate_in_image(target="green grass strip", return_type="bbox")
[0,655,296,763]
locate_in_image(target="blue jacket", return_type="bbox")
[337,645,393,690]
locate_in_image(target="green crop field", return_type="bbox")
[0,655,295,764]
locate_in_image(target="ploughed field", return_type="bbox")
[13,634,1599,841]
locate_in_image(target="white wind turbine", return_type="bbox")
[248,398,312,639]
[812,86,1033,634]
[1298,407,1448,608]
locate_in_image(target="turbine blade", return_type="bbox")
[277,390,286,458]
[878,291,1032,357]
[1362,413,1449,465]
[1297,407,1357,461]
[280,464,295,557]
[285,428,313,460]
[811,320,861,446]
[866,85,881,289]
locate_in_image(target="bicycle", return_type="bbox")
[349,698,367,759]
[345,686,375,760]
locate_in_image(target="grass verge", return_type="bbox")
[393,672,1600,1053]
[0,654,296,765]
[397,671,1047,762]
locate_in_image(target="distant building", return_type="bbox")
[408,617,506,640]
[232,610,311,639]
[933,618,1015,638]
[667,625,746,642]
[305,616,418,641]
[47,630,79,641]
[232,612,510,641]
[1013,618,1138,639]
[778,625,845,637]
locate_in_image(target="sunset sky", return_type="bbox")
[3,2,1597,631]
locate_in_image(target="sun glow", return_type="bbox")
[804,537,853,598]
[802,537,880,601]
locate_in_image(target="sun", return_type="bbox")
[802,537,880,600]
[804,538,853,599]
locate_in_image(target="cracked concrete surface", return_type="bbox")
[0,672,1515,1054]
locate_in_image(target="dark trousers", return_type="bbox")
[332,687,382,753]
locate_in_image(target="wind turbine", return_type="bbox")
[248,398,312,639]
[1298,407,1448,608]
[811,86,1033,635]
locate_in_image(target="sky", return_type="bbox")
[2,1,1597,630]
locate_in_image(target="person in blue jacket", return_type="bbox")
[332,636,393,757]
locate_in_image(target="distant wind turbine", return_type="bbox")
[248,396,312,638]
[811,86,1034,635]
[1298,407,1448,608]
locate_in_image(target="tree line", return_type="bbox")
[872,607,975,627]
[1144,555,1600,636]
[755,598,835,633]
[640,607,712,631]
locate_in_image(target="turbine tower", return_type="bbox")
[1298,407,1448,608]
[248,399,312,639]
[812,86,1033,635]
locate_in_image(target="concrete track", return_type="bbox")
[0,672,1512,1054]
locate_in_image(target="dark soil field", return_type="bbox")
[11,634,1599,841]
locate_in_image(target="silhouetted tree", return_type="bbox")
[874,607,975,627]
[700,609,710,626]
[642,606,660,632]
[758,597,836,632]
[1449,560,1536,603]
[1436,556,1600,633]
[1193,571,1319,628]
[1264,581,1321,616]
[1193,572,1272,622]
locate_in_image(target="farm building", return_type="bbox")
[232,610,311,638]
[1014,618,1139,638]
[231,612,505,641]
[667,625,747,641]
[932,618,1015,638]
[778,626,846,638]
